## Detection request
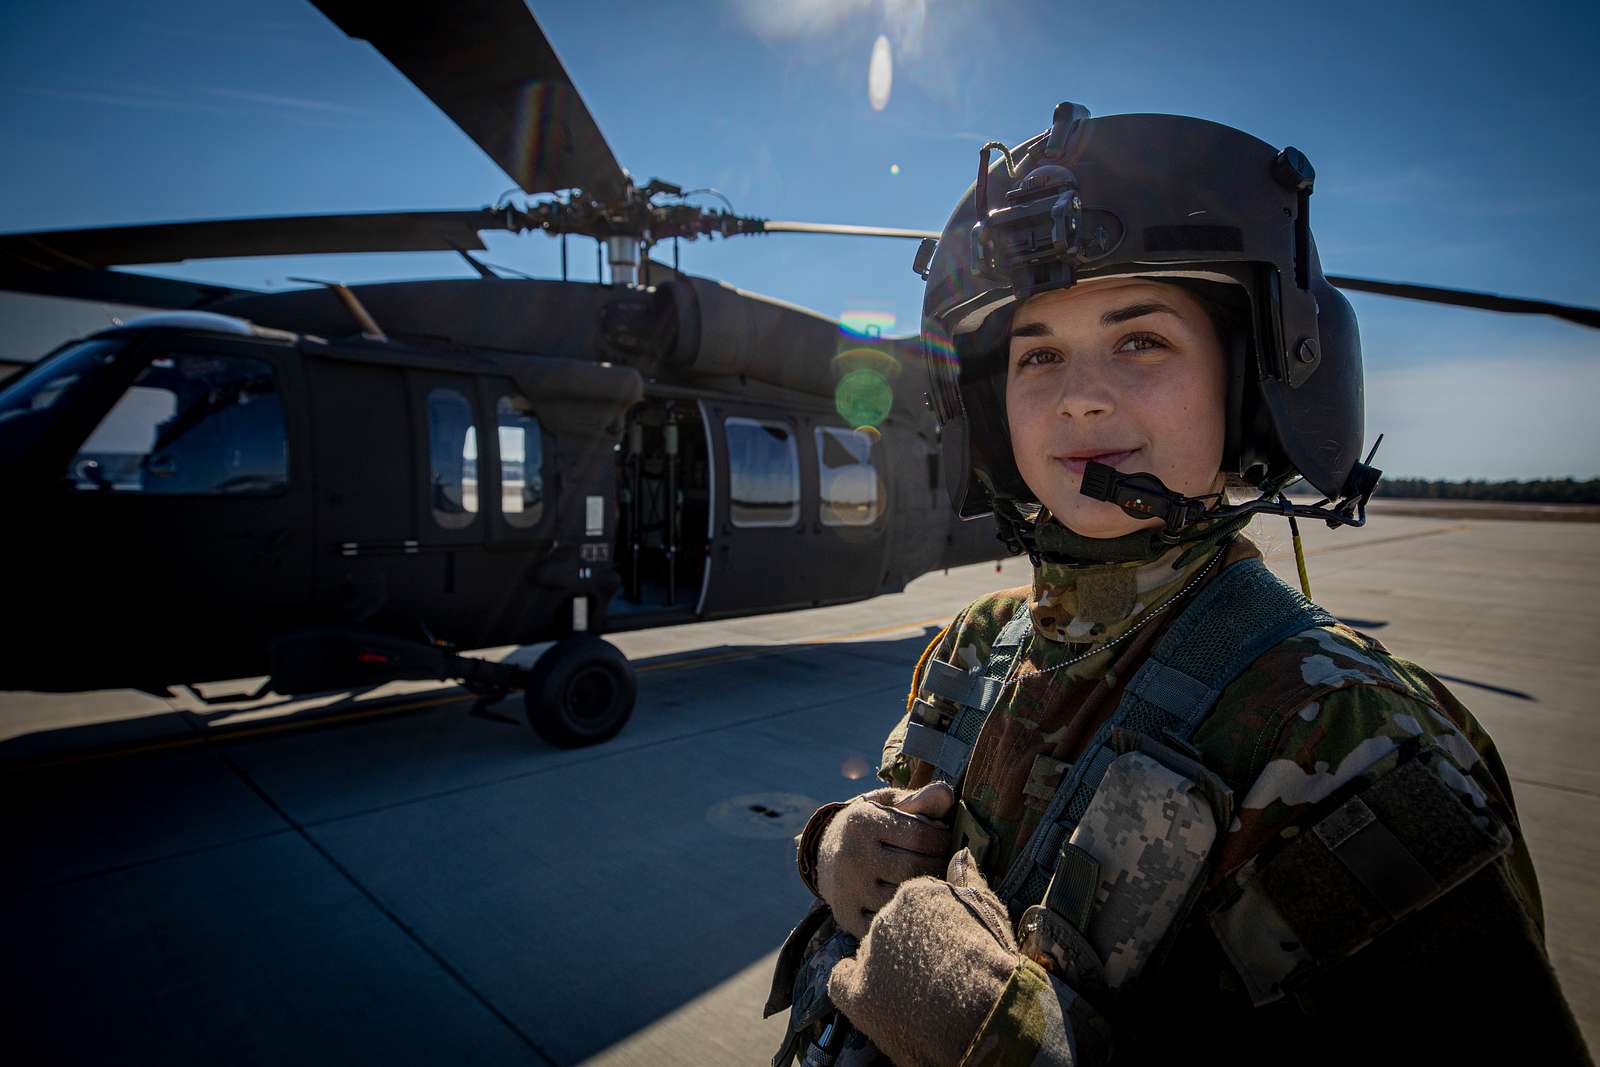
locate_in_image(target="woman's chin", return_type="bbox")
[1046,497,1157,540]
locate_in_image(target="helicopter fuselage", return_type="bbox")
[0,280,999,696]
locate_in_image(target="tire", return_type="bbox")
[523,636,636,747]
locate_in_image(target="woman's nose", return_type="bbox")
[1054,360,1116,419]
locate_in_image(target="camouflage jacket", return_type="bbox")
[869,535,1590,1065]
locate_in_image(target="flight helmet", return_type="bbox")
[917,103,1379,556]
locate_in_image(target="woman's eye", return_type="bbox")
[1116,332,1168,354]
[1016,347,1062,367]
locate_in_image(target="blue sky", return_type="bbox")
[3,0,1597,478]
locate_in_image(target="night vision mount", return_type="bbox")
[1080,434,1386,542]
[967,103,1123,299]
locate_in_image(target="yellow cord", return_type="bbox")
[1292,527,1312,598]
[1279,494,1312,598]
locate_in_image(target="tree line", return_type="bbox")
[1372,477,1600,504]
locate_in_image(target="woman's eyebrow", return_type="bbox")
[1010,300,1183,339]
[1100,300,1180,326]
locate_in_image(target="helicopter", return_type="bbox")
[3,0,1596,748]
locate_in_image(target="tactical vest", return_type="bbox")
[908,554,1334,919]
[773,555,1337,1067]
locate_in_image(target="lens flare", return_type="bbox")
[514,81,571,188]
[833,346,901,382]
[922,319,959,372]
[840,309,897,338]
[868,35,893,111]
[835,368,894,428]
[890,163,901,176]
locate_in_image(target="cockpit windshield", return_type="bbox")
[0,340,125,432]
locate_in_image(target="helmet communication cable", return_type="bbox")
[1280,494,1313,597]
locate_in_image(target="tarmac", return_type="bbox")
[2,505,1596,1064]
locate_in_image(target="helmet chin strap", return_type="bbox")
[989,438,1384,569]
[1078,438,1385,544]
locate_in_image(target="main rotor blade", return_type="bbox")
[0,268,252,310]
[312,0,628,200]
[1328,275,1600,330]
[0,211,500,273]
[762,220,941,240]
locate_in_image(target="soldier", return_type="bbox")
[767,104,1592,1066]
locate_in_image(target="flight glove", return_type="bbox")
[807,781,954,939]
[827,848,1018,1067]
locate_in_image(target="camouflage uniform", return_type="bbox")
[818,532,1590,1065]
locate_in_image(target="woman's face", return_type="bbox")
[1005,277,1229,539]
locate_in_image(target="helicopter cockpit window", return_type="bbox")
[496,395,544,528]
[0,341,121,422]
[816,426,882,527]
[67,353,287,494]
[725,416,800,528]
[427,387,479,529]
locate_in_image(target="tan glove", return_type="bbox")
[813,781,955,939]
[828,848,1019,1067]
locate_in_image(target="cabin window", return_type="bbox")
[427,387,479,528]
[497,395,544,528]
[725,416,799,527]
[67,352,287,494]
[816,426,882,527]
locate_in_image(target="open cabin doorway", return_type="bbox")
[608,397,710,622]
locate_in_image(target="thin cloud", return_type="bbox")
[206,88,369,117]
[731,0,872,41]
[18,86,228,115]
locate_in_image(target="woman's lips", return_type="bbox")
[1057,449,1137,475]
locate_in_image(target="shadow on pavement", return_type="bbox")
[1,629,937,1065]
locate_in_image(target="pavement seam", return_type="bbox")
[1262,524,1467,561]
[300,679,908,830]
[216,750,561,1067]
[1510,775,1600,802]
[14,825,294,896]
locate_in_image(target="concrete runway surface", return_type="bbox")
[2,508,1596,1063]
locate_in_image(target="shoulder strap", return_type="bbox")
[900,605,1032,784]
[997,556,1336,914]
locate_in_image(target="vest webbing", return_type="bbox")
[908,556,1336,917]
[903,605,1034,784]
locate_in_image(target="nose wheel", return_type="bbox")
[523,636,637,747]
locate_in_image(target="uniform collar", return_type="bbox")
[1028,522,1234,645]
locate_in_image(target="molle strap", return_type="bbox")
[920,657,976,706]
[930,706,989,785]
[998,557,1335,917]
[908,606,1035,786]
[1044,844,1101,933]
[1126,661,1219,719]
[901,721,975,781]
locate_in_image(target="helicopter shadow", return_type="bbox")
[2,628,939,1064]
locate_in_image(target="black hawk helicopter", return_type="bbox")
[2,0,1596,747]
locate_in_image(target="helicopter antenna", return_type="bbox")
[287,277,386,341]
[446,241,497,280]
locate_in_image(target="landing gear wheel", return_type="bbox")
[523,636,636,748]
